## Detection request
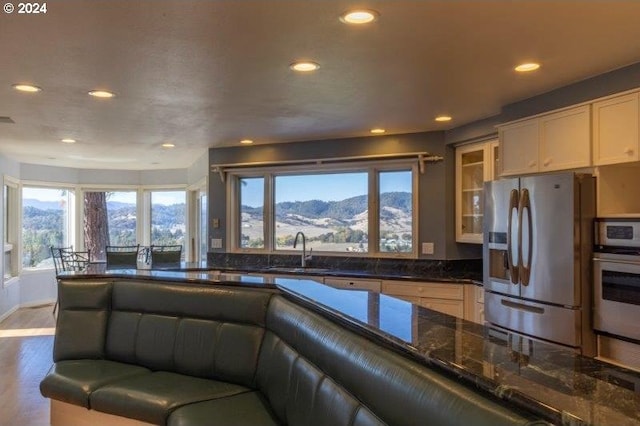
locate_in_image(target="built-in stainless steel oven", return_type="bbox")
[594,218,640,343]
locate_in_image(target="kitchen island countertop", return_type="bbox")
[58,267,640,425]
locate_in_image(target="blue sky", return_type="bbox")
[241,171,412,207]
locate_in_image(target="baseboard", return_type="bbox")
[51,400,154,426]
[0,305,19,323]
[20,299,56,309]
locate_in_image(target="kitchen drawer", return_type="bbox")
[417,298,464,318]
[391,295,464,318]
[382,280,463,300]
[597,335,640,371]
[324,277,381,292]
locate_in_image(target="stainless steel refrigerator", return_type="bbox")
[483,172,596,356]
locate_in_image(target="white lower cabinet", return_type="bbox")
[323,277,382,292]
[381,280,464,318]
[463,285,485,324]
[597,335,640,371]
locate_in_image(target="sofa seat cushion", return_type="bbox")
[167,391,281,426]
[90,371,251,425]
[39,359,151,408]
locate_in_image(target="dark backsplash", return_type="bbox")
[208,252,482,281]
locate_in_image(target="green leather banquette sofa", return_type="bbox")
[40,279,547,426]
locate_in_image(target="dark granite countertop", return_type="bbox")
[58,267,640,425]
[273,278,640,426]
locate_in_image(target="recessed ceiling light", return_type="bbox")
[514,62,540,72]
[12,83,42,93]
[290,61,320,72]
[61,138,76,144]
[370,128,386,134]
[240,139,254,145]
[340,10,379,24]
[435,115,452,122]
[88,90,115,98]
[161,143,175,148]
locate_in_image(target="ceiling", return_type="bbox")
[2,1,640,171]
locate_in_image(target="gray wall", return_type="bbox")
[446,61,640,146]
[208,131,478,260]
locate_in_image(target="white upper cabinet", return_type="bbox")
[499,105,591,176]
[593,91,640,166]
[499,119,539,176]
[539,105,591,172]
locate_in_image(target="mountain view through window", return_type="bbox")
[239,170,413,253]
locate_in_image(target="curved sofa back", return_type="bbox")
[53,279,542,426]
[259,296,540,426]
[54,279,274,388]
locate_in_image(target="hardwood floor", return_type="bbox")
[0,304,55,426]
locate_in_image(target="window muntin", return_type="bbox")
[274,173,368,253]
[22,187,73,269]
[3,185,8,245]
[150,190,186,251]
[379,170,413,253]
[239,177,265,249]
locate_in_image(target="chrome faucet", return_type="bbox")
[293,231,312,267]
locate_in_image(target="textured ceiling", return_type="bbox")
[1,1,640,170]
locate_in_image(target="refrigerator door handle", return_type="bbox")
[518,188,533,286]
[507,189,520,284]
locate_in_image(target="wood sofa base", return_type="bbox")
[51,400,154,426]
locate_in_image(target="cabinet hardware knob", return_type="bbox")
[528,160,536,168]
[543,158,552,167]
[624,147,634,155]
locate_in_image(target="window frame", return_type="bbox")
[20,181,77,271]
[227,160,418,258]
[3,176,19,282]
[147,188,187,251]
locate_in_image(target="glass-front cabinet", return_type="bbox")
[455,140,499,243]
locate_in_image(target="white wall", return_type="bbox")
[19,270,57,307]
[5,161,196,315]
[187,151,209,186]
[0,154,21,320]
[21,164,190,187]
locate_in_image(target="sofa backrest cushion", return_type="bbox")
[104,281,273,387]
[54,280,112,362]
[259,295,537,426]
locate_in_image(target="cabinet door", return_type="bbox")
[539,105,591,171]
[455,141,494,244]
[382,280,465,319]
[488,140,500,179]
[593,92,640,166]
[382,280,464,300]
[417,298,464,318]
[499,120,539,176]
